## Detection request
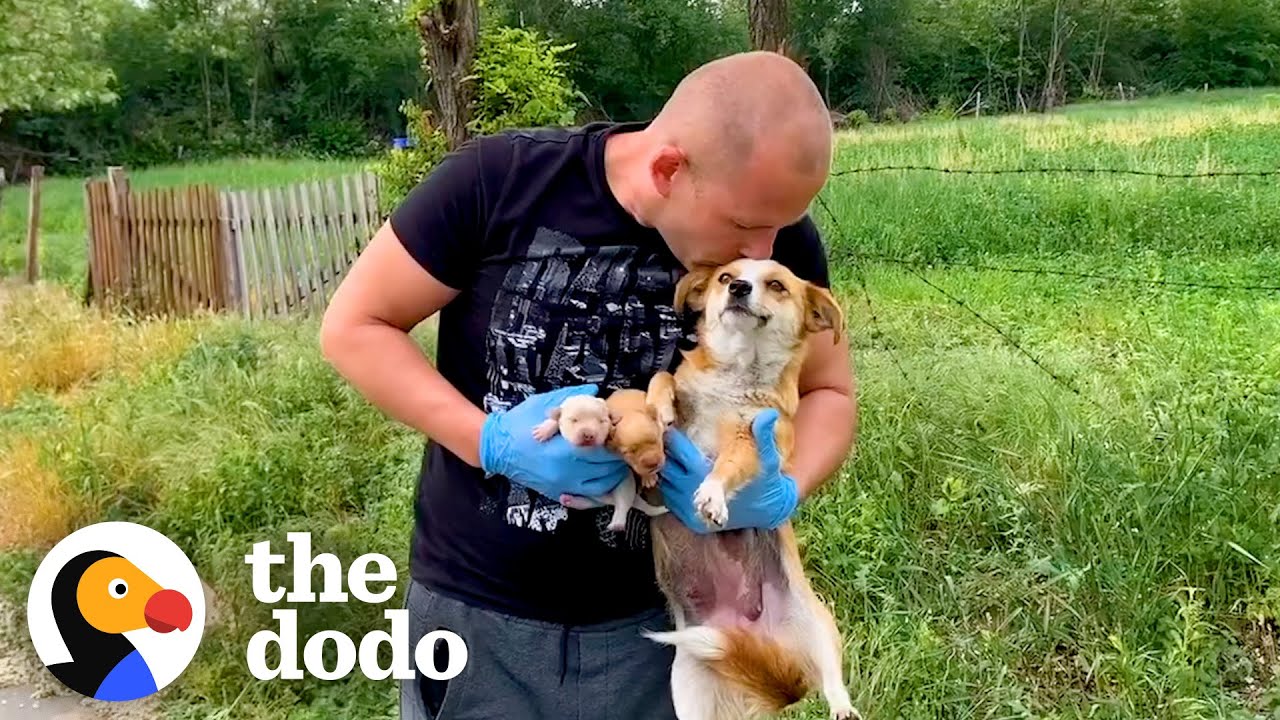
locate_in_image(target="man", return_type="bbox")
[320,50,856,720]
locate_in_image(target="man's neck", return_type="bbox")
[603,129,651,227]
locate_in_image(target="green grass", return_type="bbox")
[0,157,368,288]
[2,88,1279,719]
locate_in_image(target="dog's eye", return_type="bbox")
[718,273,732,284]
[768,280,786,293]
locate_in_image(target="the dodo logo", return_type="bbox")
[27,521,205,702]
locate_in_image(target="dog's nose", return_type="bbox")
[728,279,752,298]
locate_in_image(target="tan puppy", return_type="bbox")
[641,258,858,720]
[605,388,668,489]
[534,392,668,531]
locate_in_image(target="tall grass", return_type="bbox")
[1,89,1278,718]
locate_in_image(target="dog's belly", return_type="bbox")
[652,514,790,631]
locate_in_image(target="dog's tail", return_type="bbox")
[644,626,809,711]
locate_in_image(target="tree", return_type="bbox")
[0,0,117,122]
[413,0,480,149]
[749,0,790,52]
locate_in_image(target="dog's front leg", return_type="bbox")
[692,418,760,528]
[646,371,678,427]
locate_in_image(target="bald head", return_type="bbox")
[650,51,833,184]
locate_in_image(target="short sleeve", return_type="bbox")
[771,214,831,288]
[389,135,508,291]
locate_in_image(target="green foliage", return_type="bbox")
[1,0,420,172]
[372,23,583,210]
[0,0,117,118]
[467,25,583,135]
[369,100,451,213]
[491,0,748,121]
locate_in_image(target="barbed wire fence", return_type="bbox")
[813,163,1280,407]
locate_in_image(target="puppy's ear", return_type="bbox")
[609,408,625,425]
[674,266,715,314]
[547,407,562,421]
[804,284,845,343]
[644,403,660,422]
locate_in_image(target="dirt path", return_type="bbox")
[0,596,159,720]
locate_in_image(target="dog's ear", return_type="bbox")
[674,266,715,314]
[644,403,660,422]
[609,407,624,425]
[547,407,562,421]
[804,284,845,343]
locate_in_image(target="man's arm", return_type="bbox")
[787,327,857,498]
[319,221,487,467]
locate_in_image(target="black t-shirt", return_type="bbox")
[389,120,831,625]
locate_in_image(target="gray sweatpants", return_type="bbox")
[400,579,679,720]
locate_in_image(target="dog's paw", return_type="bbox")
[531,419,559,442]
[693,479,728,527]
[830,707,860,720]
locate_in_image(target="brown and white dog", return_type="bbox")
[641,258,859,720]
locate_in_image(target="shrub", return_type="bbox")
[372,23,584,211]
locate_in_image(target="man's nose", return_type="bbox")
[729,279,752,298]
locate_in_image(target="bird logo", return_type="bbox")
[27,522,205,702]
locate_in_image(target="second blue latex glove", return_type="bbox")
[478,384,631,500]
[657,408,800,533]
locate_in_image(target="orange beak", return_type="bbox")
[144,588,192,633]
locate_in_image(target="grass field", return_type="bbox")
[2,87,1279,719]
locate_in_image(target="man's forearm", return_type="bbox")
[322,319,486,467]
[788,387,858,498]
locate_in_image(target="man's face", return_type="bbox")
[648,146,828,269]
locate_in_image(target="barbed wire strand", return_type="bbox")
[813,199,1104,410]
[853,253,1280,293]
[831,165,1280,179]
[813,193,912,385]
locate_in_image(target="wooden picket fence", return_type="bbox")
[84,167,380,319]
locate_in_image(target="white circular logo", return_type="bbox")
[27,521,206,701]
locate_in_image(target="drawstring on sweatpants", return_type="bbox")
[558,624,572,685]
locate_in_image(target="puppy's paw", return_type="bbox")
[654,402,676,428]
[559,493,599,510]
[693,479,728,528]
[639,472,659,490]
[830,707,860,720]
[531,419,559,442]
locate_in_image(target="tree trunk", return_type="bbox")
[1016,0,1028,113]
[1041,0,1074,111]
[416,0,480,150]
[1088,0,1112,92]
[748,0,788,54]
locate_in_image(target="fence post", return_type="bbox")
[219,190,248,318]
[106,167,133,302]
[0,168,7,217]
[26,166,44,283]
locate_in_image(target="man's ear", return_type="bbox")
[651,145,684,197]
[804,284,845,343]
[674,266,715,314]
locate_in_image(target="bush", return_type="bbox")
[370,100,450,212]
[372,23,584,210]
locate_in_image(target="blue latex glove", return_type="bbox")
[478,384,631,500]
[656,408,800,533]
